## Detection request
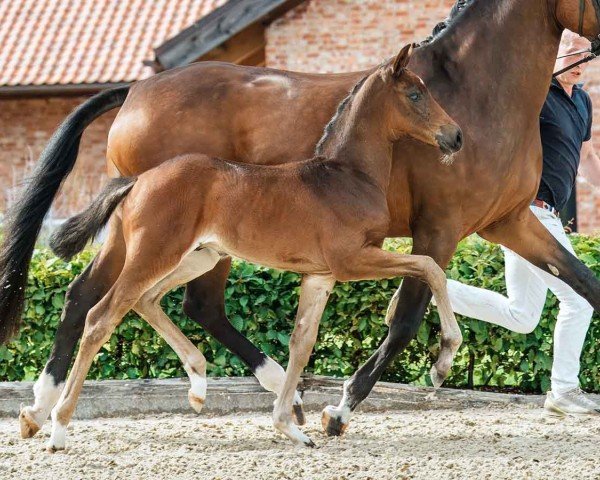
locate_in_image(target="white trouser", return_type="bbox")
[445,206,593,393]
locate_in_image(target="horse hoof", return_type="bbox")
[292,403,306,426]
[19,407,41,439]
[321,406,349,437]
[46,444,65,454]
[430,365,446,389]
[188,390,205,414]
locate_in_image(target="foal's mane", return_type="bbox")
[314,73,370,156]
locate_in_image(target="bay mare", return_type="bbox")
[5,0,600,439]
[41,47,461,450]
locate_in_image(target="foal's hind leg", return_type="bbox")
[134,249,221,413]
[47,249,189,451]
[20,216,126,438]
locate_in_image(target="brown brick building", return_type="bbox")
[1,0,599,230]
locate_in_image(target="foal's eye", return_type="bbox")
[407,91,422,103]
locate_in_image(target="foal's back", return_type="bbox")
[124,154,389,273]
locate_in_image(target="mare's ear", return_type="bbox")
[392,43,415,78]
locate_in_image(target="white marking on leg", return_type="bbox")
[255,356,303,407]
[322,381,352,435]
[23,370,65,427]
[548,264,560,276]
[47,409,67,451]
[332,383,352,423]
[255,357,286,393]
[185,363,207,413]
[188,367,207,400]
[385,286,401,326]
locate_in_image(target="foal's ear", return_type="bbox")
[392,43,415,78]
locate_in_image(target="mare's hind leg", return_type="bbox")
[20,216,126,439]
[134,249,221,413]
[183,258,306,424]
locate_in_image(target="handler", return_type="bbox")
[440,30,600,415]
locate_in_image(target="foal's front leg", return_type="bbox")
[385,280,461,388]
[272,274,336,446]
[322,246,462,436]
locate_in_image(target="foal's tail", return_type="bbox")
[50,177,136,261]
[0,86,130,344]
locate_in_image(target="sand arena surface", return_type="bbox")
[0,405,599,480]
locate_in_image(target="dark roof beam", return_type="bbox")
[154,0,304,69]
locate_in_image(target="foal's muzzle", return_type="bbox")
[436,125,463,155]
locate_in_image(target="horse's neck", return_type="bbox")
[328,97,394,191]
[416,0,561,128]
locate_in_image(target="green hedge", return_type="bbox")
[1,236,599,393]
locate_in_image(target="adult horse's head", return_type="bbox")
[554,0,600,38]
[377,44,463,159]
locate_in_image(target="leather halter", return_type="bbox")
[551,0,600,77]
[551,0,600,35]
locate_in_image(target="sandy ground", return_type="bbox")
[0,405,599,480]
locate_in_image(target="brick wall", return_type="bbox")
[0,96,116,218]
[267,0,455,73]
[266,0,600,233]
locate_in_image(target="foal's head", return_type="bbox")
[364,44,463,159]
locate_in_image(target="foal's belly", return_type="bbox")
[201,234,330,275]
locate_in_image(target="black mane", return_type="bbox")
[421,0,473,45]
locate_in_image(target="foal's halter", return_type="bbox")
[551,0,600,77]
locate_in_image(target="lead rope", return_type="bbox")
[553,37,600,78]
[554,0,600,78]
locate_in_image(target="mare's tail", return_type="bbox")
[0,86,130,344]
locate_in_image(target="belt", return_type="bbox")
[532,199,559,217]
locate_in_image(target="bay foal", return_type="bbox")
[45,45,462,450]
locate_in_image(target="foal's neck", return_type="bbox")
[321,83,395,191]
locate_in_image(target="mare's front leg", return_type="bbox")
[183,256,305,424]
[480,207,600,312]
[322,235,459,436]
[272,274,336,446]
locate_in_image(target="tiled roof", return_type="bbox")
[0,0,226,87]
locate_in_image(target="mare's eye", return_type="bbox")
[408,91,422,103]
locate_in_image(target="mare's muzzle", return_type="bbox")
[436,125,463,155]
